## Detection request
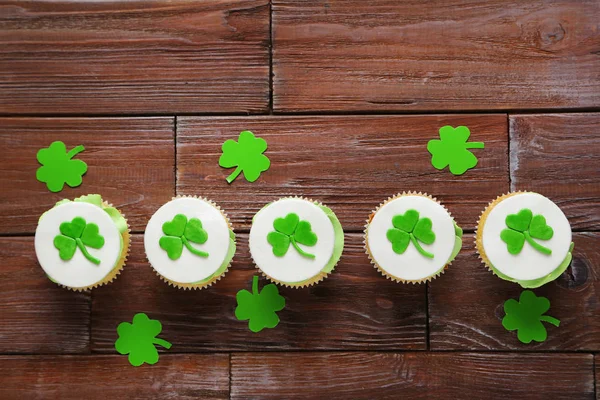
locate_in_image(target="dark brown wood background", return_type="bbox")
[0,1,598,399]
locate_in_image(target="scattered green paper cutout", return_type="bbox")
[36,141,88,192]
[53,216,104,265]
[502,290,560,344]
[115,313,172,366]
[219,130,270,184]
[386,209,435,259]
[267,212,318,259]
[500,208,554,255]
[235,276,285,333]
[159,214,209,260]
[427,126,484,175]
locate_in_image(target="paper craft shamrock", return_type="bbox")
[387,209,435,259]
[427,126,485,175]
[502,290,560,344]
[235,276,286,333]
[115,313,172,366]
[267,213,317,259]
[500,208,554,255]
[36,141,88,192]
[219,130,270,184]
[159,214,209,260]
[53,216,104,265]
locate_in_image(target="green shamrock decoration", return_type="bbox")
[53,216,104,265]
[386,209,435,259]
[427,126,485,175]
[36,141,88,192]
[500,208,553,255]
[159,214,209,260]
[267,213,318,259]
[235,276,286,333]
[219,130,270,184]
[115,313,172,366]
[502,290,560,344]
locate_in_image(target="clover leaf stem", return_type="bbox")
[464,142,485,149]
[75,238,101,265]
[66,145,85,160]
[523,231,552,255]
[291,238,316,259]
[539,315,560,327]
[410,234,434,259]
[152,338,172,349]
[226,166,243,184]
[181,236,209,258]
[252,275,259,295]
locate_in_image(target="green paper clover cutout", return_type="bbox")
[427,126,485,175]
[219,130,270,184]
[235,276,286,333]
[502,290,560,344]
[267,212,318,259]
[36,141,88,192]
[500,208,554,255]
[386,209,435,259]
[53,216,105,265]
[115,313,172,366]
[159,214,209,260]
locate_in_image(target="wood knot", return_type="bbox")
[556,255,589,289]
[538,21,566,46]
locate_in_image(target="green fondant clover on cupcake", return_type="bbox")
[53,216,105,265]
[500,209,554,255]
[267,213,318,259]
[159,214,209,260]
[386,209,436,258]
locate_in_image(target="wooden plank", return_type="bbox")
[0,354,229,399]
[0,237,90,354]
[177,115,508,231]
[429,233,600,350]
[0,117,174,234]
[0,1,269,114]
[91,234,426,352]
[510,113,600,231]
[231,352,595,399]
[272,0,600,112]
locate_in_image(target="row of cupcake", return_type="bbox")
[35,191,573,291]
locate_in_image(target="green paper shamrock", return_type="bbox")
[115,313,172,366]
[386,209,435,258]
[235,276,286,333]
[53,216,104,265]
[267,213,318,259]
[36,141,88,192]
[500,208,554,255]
[219,130,270,183]
[502,290,560,344]
[427,126,485,175]
[159,214,209,260]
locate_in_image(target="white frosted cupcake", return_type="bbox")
[476,192,573,288]
[249,197,344,287]
[35,194,130,291]
[365,192,462,283]
[144,196,235,289]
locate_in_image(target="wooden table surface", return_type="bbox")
[0,1,599,399]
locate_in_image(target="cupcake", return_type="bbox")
[144,196,235,289]
[34,194,130,291]
[365,192,462,283]
[249,197,344,287]
[476,192,573,288]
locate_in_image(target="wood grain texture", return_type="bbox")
[231,352,595,399]
[429,233,600,350]
[0,354,229,399]
[272,0,600,112]
[510,113,600,231]
[177,115,508,231]
[0,117,174,234]
[0,0,269,114]
[0,237,90,354]
[91,234,426,352]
